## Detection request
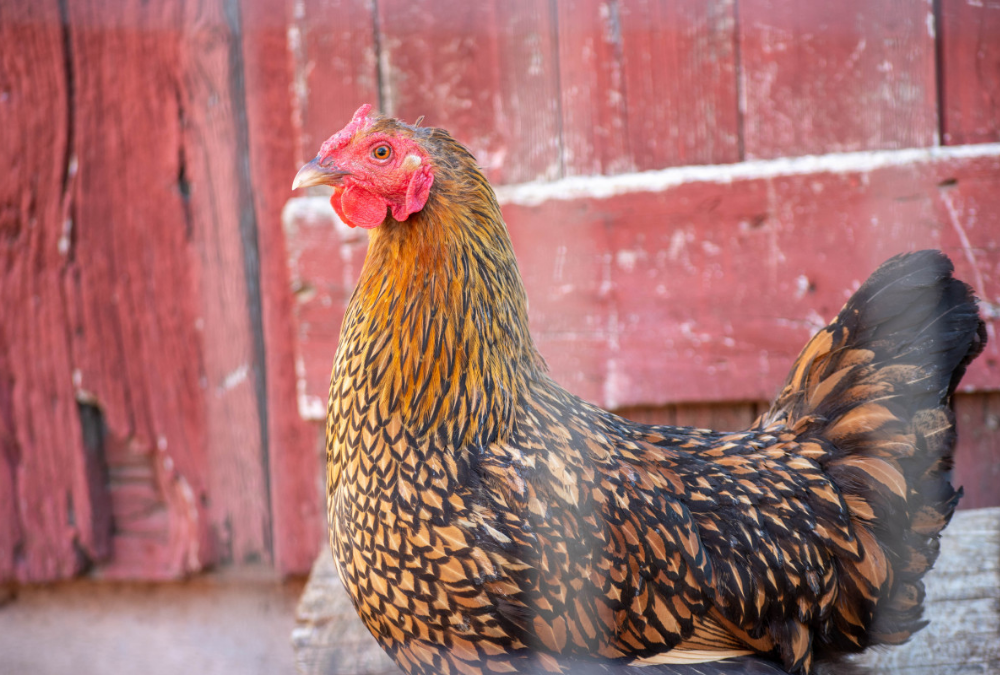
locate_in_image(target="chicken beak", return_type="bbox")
[292,157,351,189]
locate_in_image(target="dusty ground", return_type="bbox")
[0,571,305,675]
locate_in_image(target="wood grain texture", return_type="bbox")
[938,0,1000,146]
[613,403,763,433]
[286,154,1000,415]
[673,401,758,432]
[293,508,1000,675]
[850,507,1000,674]
[738,0,938,158]
[504,155,1000,408]
[375,0,561,185]
[294,0,379,164]
[282,200,370,424]
[179,0,271,568]
[242,0,326,575]
[555,0,632,176]
[0,0,113,583]
[63,0,213,579]
[293,548,400,675]
[953,393,1000,511]
[618,0,740,170]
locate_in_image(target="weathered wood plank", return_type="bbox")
[294,0,379,164]
[555,0,632,176]
[503,155,1000,407]
[938,0,1000,146]
[738,0,938,158]
[242,0,326,575]
[953,393,1000,511]
[375,0,561,185]
[281,199,370,426]
[619,0,740,170]
[62,0,213,579]
[179,0,272,568]
[491,0,563,183]
[613,406,678,427]
[285,152,1000,416]
[0,0,113,583]
[293,508,1000,674]
[293,547,400,675]
[673,402,759,432]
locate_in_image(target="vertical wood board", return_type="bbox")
[179,0,272,568]
[738,0,938,158]
[938,0,1000,146]
[63,0,213,579]
[953,393,1000,511]
[375,0,562,185]
[619,0,740,170]
[555,0,633,176]
[0,0,113,583]
[294,0,379,164]
[242,0,326,575]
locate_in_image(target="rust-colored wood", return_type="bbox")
[613,406,677,427]
[674,402,759,432]
[938,0,1000,146]
[294,0,379,164]
[557,0,740,176]
[953,393,1000,510]
[63,0,213,579]
[555,0,632,176]
[242,0,325,575]
[0,0,113,582]
[179,0,272,568]
[738,0,938,158]
[492,0,563,183]
[614,402,764,432]
[618,0,740,170]
[375,0,561,185]
[509,155,1000,407]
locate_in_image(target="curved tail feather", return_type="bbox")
[759,250,986,657]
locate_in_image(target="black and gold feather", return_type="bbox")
[320,114,986,675]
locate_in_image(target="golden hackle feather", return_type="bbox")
[320,113,986,675]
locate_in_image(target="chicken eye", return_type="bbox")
[371,144,392,161]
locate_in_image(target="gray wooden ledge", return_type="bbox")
[293,507,1000,675]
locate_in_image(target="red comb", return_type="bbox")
[319,104,374,157]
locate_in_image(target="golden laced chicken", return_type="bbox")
[292,105,986,675]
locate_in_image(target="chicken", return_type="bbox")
[292,105,987,675]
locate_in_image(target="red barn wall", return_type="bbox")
[2,0,999,583]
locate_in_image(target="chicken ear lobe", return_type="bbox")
[390,165,433,222]
[337,184,388,229]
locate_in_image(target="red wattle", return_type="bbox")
[336,184,388,230]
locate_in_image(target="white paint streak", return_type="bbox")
[218,364,249,393]
[794,275,810,299]
[495,143,1000,207]
[833,39,867,85]
[296,353,326,421]
[940,190,1000,353]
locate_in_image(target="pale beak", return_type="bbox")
[292,157,351,189]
